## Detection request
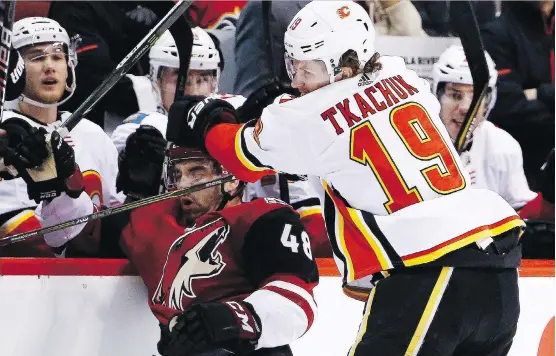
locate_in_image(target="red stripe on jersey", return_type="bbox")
[260,274,317,331]
[264,274,317,294]
[261,285,315,331]
[324,184,385,280]
[206,123,274,182]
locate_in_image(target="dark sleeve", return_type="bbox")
[97,210,132,258]
[242,207,319,287]
[48,2,140,126]
[233,1,308,97]
[481,20,554,131]
[233,1,272,97]
[538,83,555,109]
[64,208,130,258]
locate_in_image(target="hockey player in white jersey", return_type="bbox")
[111,27,225,153]
[113,28,331,256]
[432,45,554,220]
[0,17,122,257]
[171,1,526,355]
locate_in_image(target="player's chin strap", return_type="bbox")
[216,179,245,211]
[17,65,77,109]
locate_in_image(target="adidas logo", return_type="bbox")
[358,73,373,87]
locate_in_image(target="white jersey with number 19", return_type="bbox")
[205,56,524,285]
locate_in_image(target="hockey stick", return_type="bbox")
[0,174,235,246]
[0,0,15,120]
[59,0,194,133]
[0,3,196,246]
[449,1,490,153]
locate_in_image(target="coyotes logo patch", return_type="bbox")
[152,219,230,311]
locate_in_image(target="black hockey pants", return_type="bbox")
[348,233,521,356]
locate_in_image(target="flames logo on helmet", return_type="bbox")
[337,6,350,19]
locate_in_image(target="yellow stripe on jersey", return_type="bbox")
[347,208,394,271]
[234,124,268,172]
[336,206,356,282]
[298,207,322,218]
[0,210,36,236]
[403,216,524,267]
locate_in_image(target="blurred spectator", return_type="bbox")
[234,1,308,97]
[234,0,425,97]
[481,1,555,191]
[14,1,50,20]
[186,0,247,30]
[365,0,426,36]
[48,2,160,127]
[414,1,498,37]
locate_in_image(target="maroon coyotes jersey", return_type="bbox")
[122,197,318,325]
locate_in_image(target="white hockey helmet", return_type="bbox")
[12,17,79,108]
[284,1,375,84]
[432,45,498,118]
[149,28,221,91]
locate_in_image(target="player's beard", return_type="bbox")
[24,81,65,104]
[177,186,223,227]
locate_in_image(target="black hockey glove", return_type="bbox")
[163,300,262,356]
[116,125,167,199]
[167,96,238,149]
[0,118,49,171]
[2,119,84,202]
[237,80,298,123]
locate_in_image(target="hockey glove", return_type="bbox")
[116,125,167,199]
[1,118,49,168]
[237,79,298,123]
[168,96,238,149]
[163,300,261,356]
[1,118,50,180]
[3,121,83,203]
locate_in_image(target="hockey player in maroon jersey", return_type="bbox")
[88,140,318,355]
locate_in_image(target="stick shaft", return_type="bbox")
[0,175,234,246]
[60,0,194,132]
[0,1,16,119]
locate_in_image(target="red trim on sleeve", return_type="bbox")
[262,285,315,331]
[205,123,274,182]
[260,274,317,331]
